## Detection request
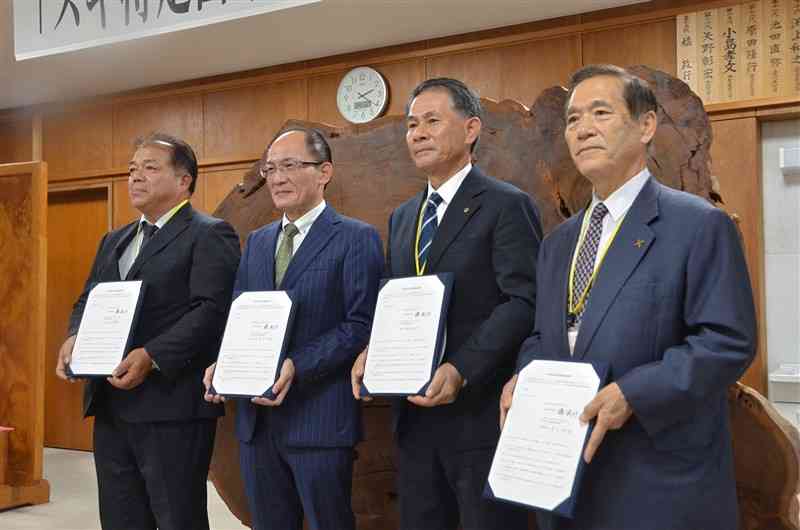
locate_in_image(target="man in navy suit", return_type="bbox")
[352,78,541,530]
[204,127,384,530]
[56,132,241,530]
[501,64,756,530]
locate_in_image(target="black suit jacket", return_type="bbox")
[387,166,541,448]
[68,203,241,423]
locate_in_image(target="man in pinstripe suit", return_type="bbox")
[204,127,384,530]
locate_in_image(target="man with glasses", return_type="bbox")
[204,127,383,530]
[56,132,240,530]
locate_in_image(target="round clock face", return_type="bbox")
[336,67,389,124]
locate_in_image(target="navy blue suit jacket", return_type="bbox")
[234,205,384,448]
[517,178,756,530]
[388,167,542,449]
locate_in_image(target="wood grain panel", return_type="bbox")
[0,119,33,163]
[204,80,307,159]
[204,167,249,214]
[112,176,207,229]
[428,36,581,108]
[0,162,50,506]
[45,187,109,450]
[43,106,113,181]
[112,95,204,167]
[308,60,425,127]
[710,117,766,393]
[581,20,677,75]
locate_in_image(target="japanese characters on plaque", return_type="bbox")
[678,0,800,104]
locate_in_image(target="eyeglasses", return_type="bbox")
[259,158,325,179]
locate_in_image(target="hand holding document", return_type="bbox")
[361,274,452,397]
[211,291,295,399]
[486,359,607,517]
[68,281,144,377]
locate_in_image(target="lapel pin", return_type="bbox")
[634,239,646,248]
[463,207,470,214]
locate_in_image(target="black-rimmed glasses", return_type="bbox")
[259,158,325,179]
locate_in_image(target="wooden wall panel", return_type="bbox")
[581,20,677,75]
[0,119,33,163]
[428,36,581,107]
[203,167,250,214]
[710,116,767,393]
[43,107,113,181]
[112,95,204,167]
[204,80,308,160]
[45,187,109,450]
[308,60,426,127]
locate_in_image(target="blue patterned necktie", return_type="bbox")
[572,202,608,321]
[417,192,443,273]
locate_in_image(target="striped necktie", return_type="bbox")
[417,192,443,273]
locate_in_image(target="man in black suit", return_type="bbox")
[55,132,240,530]
[352,78,542,530]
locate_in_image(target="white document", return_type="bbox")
[212,291,294,397]
[363,275,446,395]
[70,281,143,376]
[488,360,601,512]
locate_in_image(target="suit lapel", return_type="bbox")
[125,203,193,280]
[399,190,426,276]
[555,217,583,358]
[426,168,485,272]
[262,222,281,291]
[574,179,660,359]
[112,222,138,281]
[280,206,339,289]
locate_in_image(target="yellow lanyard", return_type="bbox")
[136,199,189,255]
[567,205,627,317]
[413,197,429,276]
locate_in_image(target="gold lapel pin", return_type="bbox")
[634,239,646,248]
[463,207,470,214]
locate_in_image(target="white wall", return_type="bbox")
[761,120,800,428]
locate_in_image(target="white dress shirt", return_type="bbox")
[425,162,472,224]
[275,200,327,258]
[118,202,188,279]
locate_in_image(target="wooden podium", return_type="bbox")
[0,162,51,509]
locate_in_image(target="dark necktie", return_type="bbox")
[417,192,443,273]
[140,221,159,252]
[571,202,609,321]
[275,223,300,287]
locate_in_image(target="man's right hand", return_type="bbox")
[499,374,518,429]
[351,349,371,401]
[55,335,77,381]
[203,362,225,404]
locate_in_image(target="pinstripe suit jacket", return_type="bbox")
[234,205,384,447]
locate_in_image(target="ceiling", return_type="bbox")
[0,0,646,111]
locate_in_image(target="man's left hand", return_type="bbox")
[252,358,295,407]
[107,347,154,390]
[580,382,633,463]
[407,363,463,407]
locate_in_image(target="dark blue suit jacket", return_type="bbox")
[388,167,542,449]
[234,205,384,448]
[517,177,756,530]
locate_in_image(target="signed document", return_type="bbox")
[486,360,606,517]
[69,281,144,377]
[361,274,451,396]
[211,291,295,398]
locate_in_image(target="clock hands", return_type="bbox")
[357,89,376,106]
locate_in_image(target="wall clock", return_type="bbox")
[336,66,389,124]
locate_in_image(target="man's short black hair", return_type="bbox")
[565,64,658,120]
[134,132,199,194]
[406,77,483,154]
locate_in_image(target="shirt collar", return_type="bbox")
[590,168,651,223]
[426,162,472,205]
[282,200,327,235]
[139,199,189,229]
